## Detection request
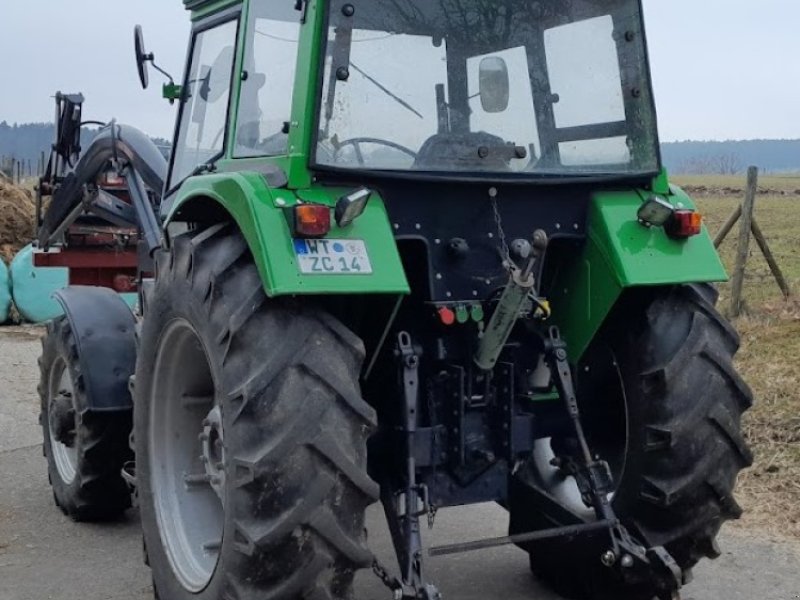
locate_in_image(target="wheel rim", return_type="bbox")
[149,319,224,592]
[530,342,629,519]
[48,358,78,484]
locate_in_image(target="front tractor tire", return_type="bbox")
[511,285,753,600]
[134,224,379,600]
[39,317,133,520]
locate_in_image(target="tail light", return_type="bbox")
[293,204,331,238]
[666,210,703,239]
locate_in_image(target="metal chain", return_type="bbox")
[490,192,513,270]
[372,558,403,599]
[427,503,438,530]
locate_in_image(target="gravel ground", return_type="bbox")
[0,328,798,600]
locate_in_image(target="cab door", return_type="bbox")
[167,14,239,192]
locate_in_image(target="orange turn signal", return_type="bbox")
[666,210,702,239]
[294,204,331,238]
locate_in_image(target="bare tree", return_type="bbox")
[716,152,743,175]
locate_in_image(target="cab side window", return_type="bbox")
[170,19,238,187]
[234,4,300,158]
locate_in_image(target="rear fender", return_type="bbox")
[53,286,137,411]
[164,171,410,297]
[546,186,727,360]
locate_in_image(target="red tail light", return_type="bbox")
[666,210,702,239]
[294,204,331,238]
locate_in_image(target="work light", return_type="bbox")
[335,188,372,228]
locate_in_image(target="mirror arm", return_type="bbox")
[150,59,175,86]
[148,57,181,104]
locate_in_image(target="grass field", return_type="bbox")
[673,174,800,537]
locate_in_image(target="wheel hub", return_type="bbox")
[47,359,78,484]
[201,406,225,503]
[49,391,76,447]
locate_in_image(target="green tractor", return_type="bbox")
[36,1,753,599]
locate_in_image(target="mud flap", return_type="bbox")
[53,286,137,411]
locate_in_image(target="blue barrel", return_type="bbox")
[0,260,10,324]
[10,244,69,323]
[10,244,138,323]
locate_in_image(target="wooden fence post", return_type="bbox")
[729,167,758,317]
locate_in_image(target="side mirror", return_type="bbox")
[134,25,152,90]
[479,57,510,113]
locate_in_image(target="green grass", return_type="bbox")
[681,177,800,537]
[674,173,800,193]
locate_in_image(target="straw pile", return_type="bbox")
[0,179,35,263]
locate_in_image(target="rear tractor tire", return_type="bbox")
[134,224,379,600]
[510,285,753,600]
[39,317,133,520]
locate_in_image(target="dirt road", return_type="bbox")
[1,329,798,600]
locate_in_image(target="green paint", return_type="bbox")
[548,187,727,359]
[162,83,182,102]
[184,0,242,20]
[525,391,560,403]
[167,172,409,296]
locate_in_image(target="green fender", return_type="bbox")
[547,185,727,360]
[165,171,410,296]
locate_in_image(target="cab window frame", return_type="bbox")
[232,2,303,159]
[165,7,242,197]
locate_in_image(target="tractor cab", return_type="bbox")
[145,0,660,190]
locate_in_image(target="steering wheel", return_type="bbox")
[333,137,417,166]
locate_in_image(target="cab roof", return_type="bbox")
[183,0,241,18]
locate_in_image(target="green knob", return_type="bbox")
[456,305,469,324]
[471,304,485,322]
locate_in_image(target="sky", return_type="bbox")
[0,0,798,142]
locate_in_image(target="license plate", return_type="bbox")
[293,239,373,275]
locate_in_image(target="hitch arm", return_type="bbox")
[543,327,683,599]
[380,332,440,600]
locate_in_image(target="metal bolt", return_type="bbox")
[621,554,634,568]
[600,550,617,567]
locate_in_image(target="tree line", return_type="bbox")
[2,121,799,175]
